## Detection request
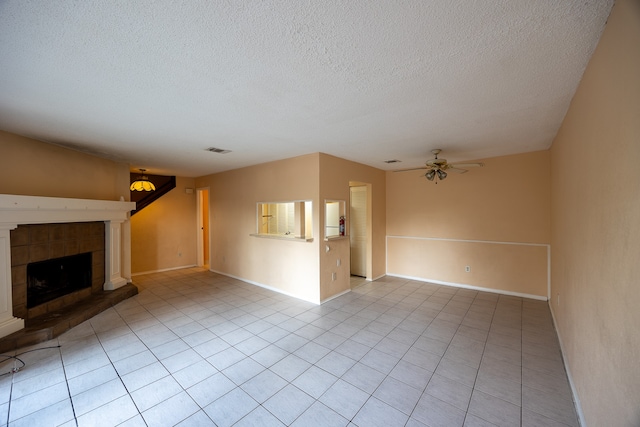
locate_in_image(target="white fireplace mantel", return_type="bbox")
[0,194,136,338]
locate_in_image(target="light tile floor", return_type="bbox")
[0,268,579,426]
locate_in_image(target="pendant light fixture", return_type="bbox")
[130,169,156,191]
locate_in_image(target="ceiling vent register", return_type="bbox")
[206,147,232,154]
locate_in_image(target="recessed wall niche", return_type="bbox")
[325,199,346,239]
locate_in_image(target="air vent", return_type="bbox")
[206,147,232,154]
[384,159,401,164]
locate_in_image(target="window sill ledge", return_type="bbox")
[250,234,314,242]
[324,235,348,241]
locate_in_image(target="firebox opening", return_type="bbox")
[27,252,92,308]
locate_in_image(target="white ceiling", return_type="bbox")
[0,1,613,177]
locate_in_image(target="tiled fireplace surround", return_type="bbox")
[10,221,107,320]
[0,194,137,347]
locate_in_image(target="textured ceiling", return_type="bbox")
[0,1,613,177]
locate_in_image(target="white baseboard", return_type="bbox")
[549,305,586,427]
[131,264,197,276]
[385,273,548,301]
[208,268,320,305]
[320,289,351,304]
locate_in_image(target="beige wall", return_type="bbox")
[550,0,640,425]
[195,152,385,303]
[318,154,386,301]
[0,131,130,200]
[386,150,550,298]
[131,176,198,274]
[196,154,321,303]
[0,131,200,278]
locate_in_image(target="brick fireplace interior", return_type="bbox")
[10,222,106,321]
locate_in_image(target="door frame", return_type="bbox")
[349,182,372,280]
[196,188,210,267]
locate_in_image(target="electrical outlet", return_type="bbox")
[332,272,337,281]
[337,259,341,267]
[465,266,470,273]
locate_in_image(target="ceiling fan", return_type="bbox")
[395,149,484,183]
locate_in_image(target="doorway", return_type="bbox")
[196,188,210,268]
[349,185,369,282]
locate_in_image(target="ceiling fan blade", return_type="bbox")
[447,167,468,174]
[393,167,429,172]
[450,162,484,168]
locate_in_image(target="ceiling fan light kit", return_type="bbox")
[395,149,484,184]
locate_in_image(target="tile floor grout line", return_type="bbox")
[454,295,483,426]
[1,348,20,427]
[365,285,449,421]
[131,275,302,424]
[137,291,220,422]
[5,370,13,427]
[429,290,496,427]
[342,288,428,426]
[91,307,152,427]
[57,343,80,427]
[225,280,420,426]
[3,344,67,425]
[115,287,244,425]
[362,285,435,422]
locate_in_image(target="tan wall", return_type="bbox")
[0,131,130,201]
[318,154,386,301]
[550,0,640,425]
[131,177,198,274]
[196,154,321,303]
[386,150,550,298]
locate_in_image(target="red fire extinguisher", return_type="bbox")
[339,216,345,236]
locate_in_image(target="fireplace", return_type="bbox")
[27,252,92,308]
[0,194,136,338]
[11,222,106,319]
